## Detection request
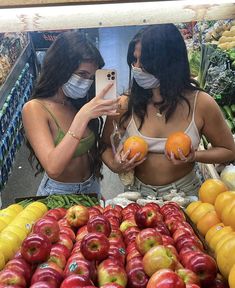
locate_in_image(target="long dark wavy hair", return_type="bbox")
[121,24,203,130]
[26,30,105,179]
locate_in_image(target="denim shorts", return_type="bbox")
[36,173,100,196]
[126,169,202,198]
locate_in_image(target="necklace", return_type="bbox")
[152,102,164,118]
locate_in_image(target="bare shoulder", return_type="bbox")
[196,90,220,113]
[22,99,49,123]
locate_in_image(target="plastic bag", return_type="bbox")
[220,164,235,190]
[110,120,135,186]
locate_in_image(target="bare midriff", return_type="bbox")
[135,153,194,186]
[52,153,92,183]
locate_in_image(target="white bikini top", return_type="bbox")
[124,91,201,153]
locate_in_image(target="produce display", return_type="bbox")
[0,32,28,85]
[186,178,235,287]
[0,196,229,288]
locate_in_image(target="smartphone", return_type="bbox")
[95,69,117,100]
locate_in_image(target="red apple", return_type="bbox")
[44,209,62,221]
[58,218,71,228]
[93,205,104,213]
[207,278,229,288]
[87,215,111,237]
[0,269,26,287]
[144,203,161,211]
[21,233,51,264]
[109,238,125,249]
[143,245,177,277]
[31,267,63,287]
[173,227,195,242]
[59,226,76,242]
[146,269,185,288]
[60,274,92,288]
[76,225,88,241]
[5,258,32,284]
[104,204,122,213]
[126,249,142,263]
[162,235,175,246]
[123,226,140,239]
[166,219,193,234]
[66,205,89,228]
[98,259,127,287]
[81,232,110,261]
[126,242,137,254]
[58,233,73,251]
[135,228,162,255]
[176,235,204,252]
[88,207,102,218]
[135,206,163,229]
[50,243,70,260]
[120,220,137,233]
[176,268,200,285]
[185,285,200,288]
[48,252,67,270]
[109,217,121,228]
[100,284,123,288]
[103,209,121,220]
[160,203,181,213]
[179,246,201,262]
[155,221,170,236]
[64,257,91,278]
[37,262,64,278]
[29,281,57,288]
[182,251,217,285]
[126,257,149,288]
[109,229,123,242]
[108,246,126,266]
[33,217,60,243]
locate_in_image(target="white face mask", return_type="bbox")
[132,65,160,89]
[62,74,93,99]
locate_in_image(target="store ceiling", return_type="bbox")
[0,0,234,32]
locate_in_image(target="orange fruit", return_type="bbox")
[221,200,235,225]
[215,191,235,217]
[229,263,235,288]
[217,237,235,278]
[208,226,233,251]
[185,201,202,216]
[205,223,225,244]
[199,179,228,205]
[196,210,220,236]
[165,131,191,159]
[215,232,235,256]
[123,136,148,161]
[190,203,215,224]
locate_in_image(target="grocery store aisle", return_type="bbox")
[1,144,123,208]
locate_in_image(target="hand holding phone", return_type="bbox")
[95,69,117,101]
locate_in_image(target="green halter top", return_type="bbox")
[36,101,95,157]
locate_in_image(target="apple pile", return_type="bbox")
[0,202,227,288]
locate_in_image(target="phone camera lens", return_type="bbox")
[111,71,115,75]
[111,76,115,80]
[107,74,111,78]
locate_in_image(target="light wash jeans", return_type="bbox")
[36,173,100,196]
[126,169,202,198]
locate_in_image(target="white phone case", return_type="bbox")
[95,69,117,100]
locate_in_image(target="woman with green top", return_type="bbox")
[22,31,118,196]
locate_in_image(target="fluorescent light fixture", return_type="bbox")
[0,0,234,32]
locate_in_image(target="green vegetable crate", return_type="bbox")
[15,193,100,210]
